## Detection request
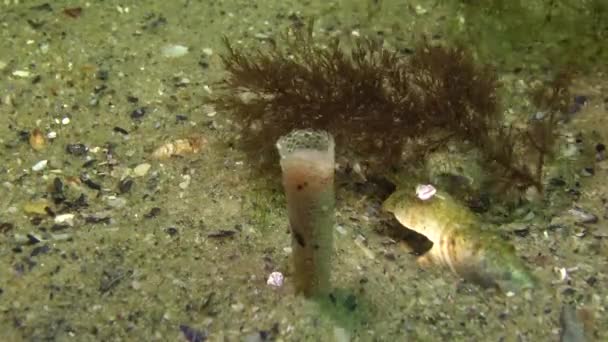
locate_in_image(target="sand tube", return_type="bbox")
[277,129,335,297]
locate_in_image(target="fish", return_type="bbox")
[383,187,536,292]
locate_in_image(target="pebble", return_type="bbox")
[130,107,146,119]
[133,163,151,177]
[66,143,88,156]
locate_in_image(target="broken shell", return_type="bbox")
[266,271,284,287]
[151,135,207,159]
[29,128,46,151]
[32,159,48,172]
[416,184,437,200]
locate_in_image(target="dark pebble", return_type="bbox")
[66,143,88,156]
[113,126,129,135]
[50,224,69,232]
[82,159,97,168]
[131,107,146,119]
[207,230,236,238]
[165,227,178,236]
[562,287,576,296]
[65,193,89,210]
[0,222,15,233]
[44,206,56,217]
[573,95,588,106]
[31,245,50,257]
[549,178,566,187]
[30,216,43,226]
[596,143,606,161]
[126,95,139,103]
[586,276,597,286]
[97,70,109,81]
[52,177,64,193]
[179,325,207,342]
[118,178,134,193]
[513,226,530,237]
[26,234,41,244]
[176,114,189,122]
[85,215,111,224]
[144,207,161,219]
[80,174,101,190]
[343,294,358,311]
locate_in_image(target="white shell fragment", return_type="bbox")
[416,184,437,200]
[32,159,48,171]
[54,213,75,226]
[161,44,189,58]
[266,271,284,288]
[133,163,151,177]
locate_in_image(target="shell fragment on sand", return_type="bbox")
[151,135,207,159]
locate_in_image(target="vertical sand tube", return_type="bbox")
[276,130,336,297]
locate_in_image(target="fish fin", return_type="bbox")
[416,252,436,267]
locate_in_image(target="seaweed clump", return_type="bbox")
[211,28,556,192]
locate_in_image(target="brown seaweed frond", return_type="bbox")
[211,31,506,175]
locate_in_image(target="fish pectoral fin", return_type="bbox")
[416,251,436,267]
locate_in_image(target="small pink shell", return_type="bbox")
[266,271,284,287]
[416,184,437,200]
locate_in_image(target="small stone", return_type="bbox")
[66,143,88,156]
[133,163,151,177]
[118,177,134,193]
[130,107,146,119]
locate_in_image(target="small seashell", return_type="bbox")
[29,128,46,151]
[151,135,207,159]
[415,184,437,200]
[568,207,598,224]
[266,271,284,287]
